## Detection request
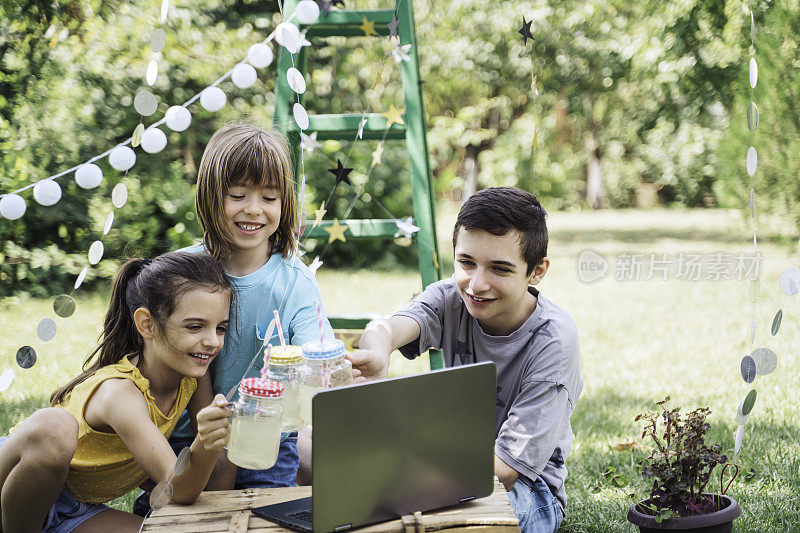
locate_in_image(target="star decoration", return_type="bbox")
[382,105,405,128]
[357,114,367,139]
[371,64,385,91]
[313,202,326,228]
[518,16,534,46]
[301,131,321,154]
[324,218,348,244]
[308,256,323,276]
[391,43,412,63]
[394,217,420,239]
[388,13,400,39]
[371,143,384,167]
[359,17,377,37]
[328,159,353,187]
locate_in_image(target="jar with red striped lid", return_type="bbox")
[227,378,284,470]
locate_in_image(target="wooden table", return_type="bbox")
[142,479,519,532]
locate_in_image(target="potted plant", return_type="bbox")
[626,397,741,532]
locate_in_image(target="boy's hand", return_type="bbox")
[196,394,232,453]
[347,349,390,382]
[348,316,420,382]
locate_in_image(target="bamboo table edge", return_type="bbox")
[142,478,518,532]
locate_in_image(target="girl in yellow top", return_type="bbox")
[0,252,233,532]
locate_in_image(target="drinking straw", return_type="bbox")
[261,345,272,379]
[317,301,324,344]
[273,309,286,346]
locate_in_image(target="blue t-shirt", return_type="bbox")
[172,246,334,440]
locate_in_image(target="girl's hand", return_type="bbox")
[196,394,232,453]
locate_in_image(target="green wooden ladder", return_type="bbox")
[273,0,443,369]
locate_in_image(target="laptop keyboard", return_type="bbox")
[288,509,312,522]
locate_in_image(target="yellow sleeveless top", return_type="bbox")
[58,356,197,503]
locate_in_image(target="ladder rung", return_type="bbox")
[330,316,373,330]
[305,10,394,38]
[302,219,402,239]
[307,113,406,141]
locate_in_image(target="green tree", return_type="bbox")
[716,0,800,236]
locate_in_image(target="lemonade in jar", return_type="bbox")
[227,378,284,470]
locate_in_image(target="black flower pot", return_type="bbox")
[627,495,741,532]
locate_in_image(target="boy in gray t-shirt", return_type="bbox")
[350,187,583,533]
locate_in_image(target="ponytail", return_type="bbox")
[50,253,232,406]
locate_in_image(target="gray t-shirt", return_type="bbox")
[395,278,582,509]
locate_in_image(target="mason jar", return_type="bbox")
[297,339,353,426]
[226,378,284,470]
[264,345,303,432]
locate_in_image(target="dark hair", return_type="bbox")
[50,252,233,406]
[452,187,548,275]
[196,124,297,261]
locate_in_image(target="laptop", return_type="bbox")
[253,361,496,532]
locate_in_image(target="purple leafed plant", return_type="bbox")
[635,397,729,518]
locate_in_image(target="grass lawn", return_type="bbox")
[1,207,798,530]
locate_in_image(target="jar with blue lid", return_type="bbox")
[297,339,353,426]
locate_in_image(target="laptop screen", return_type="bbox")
[310,361,496,532]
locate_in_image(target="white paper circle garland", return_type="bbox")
[0,194,26,220]
[174,447,191,476]
[736,399,749,426]
[33,180,62,206]
[134,90,159,117]
[293,103,310,130]
[749,57,758,89]
[74,266,88,290]
[103,212,114,235]
[231,63,257,89]
[247,43,274,69]
[200,87,227,112]
[88,241,104,265]
[141,127,168,154]
[287,68,306,94]
[295,0,321,24]
[159,0,169,23]
[746,146,757,177]
[151,29,167,53]
[112,183,128,208]
[165,106,192,132]
[109,146,136,171]
[37,318,57,342]
[75,163,103,189]
[779,267,800,295]
[734,424,744,454]
[0,369,14,393]
[275,22,300,51]
[146,60,159,86]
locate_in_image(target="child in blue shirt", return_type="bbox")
[135,124,333,514]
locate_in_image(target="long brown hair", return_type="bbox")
[50,252,233,406]
[195,124,298,261]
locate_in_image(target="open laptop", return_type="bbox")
[253,361,496,532]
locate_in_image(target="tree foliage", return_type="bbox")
[0,0,794,295]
